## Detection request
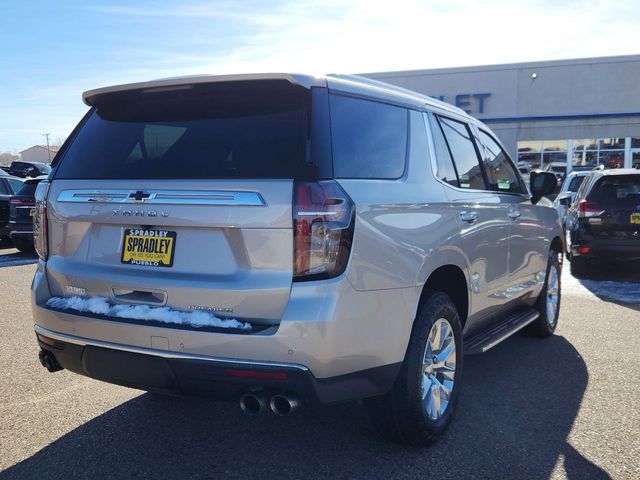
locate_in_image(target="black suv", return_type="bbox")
[9,176,46,252]
[565,168,640,275]
[0,170,24,242]
[7,161,51,178]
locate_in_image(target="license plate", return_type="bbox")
[121,229,176,267]
[631,213,640,224]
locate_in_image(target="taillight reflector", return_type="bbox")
[225,369,288,381]
[293,180,355,281]
[33,181,50,260]
[10,198,36,206]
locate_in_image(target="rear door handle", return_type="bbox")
[508,210,521,220]
[460,211,479,223]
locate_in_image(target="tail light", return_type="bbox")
[33,181,50,260]
[578,199,605,218]
[9,198,36,206]
[293,180,355,281]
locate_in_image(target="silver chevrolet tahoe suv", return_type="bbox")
[31,73,563,445]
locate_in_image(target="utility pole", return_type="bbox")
[43,133,51,162]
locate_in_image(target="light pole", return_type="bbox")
[43,133,51,162]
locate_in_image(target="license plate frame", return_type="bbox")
[121,228,176,268]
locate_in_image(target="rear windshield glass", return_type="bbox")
[589,175,640,204]
[17,181,39,196]
[54,81,315,180]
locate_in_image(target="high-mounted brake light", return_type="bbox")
[578,199,605,218]
[33,181,50,260]
[293,180,355,281]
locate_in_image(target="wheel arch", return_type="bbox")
[419,264,469,330]
[550,235,564,256]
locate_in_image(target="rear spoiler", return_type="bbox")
[82,73,327,106]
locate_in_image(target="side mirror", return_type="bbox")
[530,171,557,204]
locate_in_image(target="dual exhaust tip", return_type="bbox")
[240,392,300,416]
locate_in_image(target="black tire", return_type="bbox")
[527,251,561,337]
[13,238,35,253]
[570,256,588,277]
[365,291,463,446]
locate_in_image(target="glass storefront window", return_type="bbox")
[541,140,567,171]
[517,141,541,166]
[600,151,625,168]
[520,137,636,171]
[598,138,625,150]
[572,148,597,169]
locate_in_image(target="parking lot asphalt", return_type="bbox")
[0,247,638,480]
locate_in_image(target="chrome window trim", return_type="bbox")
[34,325,309,371]
[56,189,266,206]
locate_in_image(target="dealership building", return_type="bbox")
[364,54,640,173]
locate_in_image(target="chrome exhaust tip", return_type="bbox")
[269,393,300,416]
[239,393,267,415]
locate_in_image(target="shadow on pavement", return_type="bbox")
[570,259,640,311]
[0,239,37,267]
[1,335,610,480]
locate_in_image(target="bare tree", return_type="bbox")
[0,151,19,166]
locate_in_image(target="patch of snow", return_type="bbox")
[46,296,252,330]
[579,280,640,305]
[561,268,640,304]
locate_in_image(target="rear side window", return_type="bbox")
[436,116,486,190]
[575,175,593,201]
[477,130,526,194]
[428,114,459,187]
[54,81,316,180]
[567,175,586,192]
[0,180,9,195]
[329,94,407,179]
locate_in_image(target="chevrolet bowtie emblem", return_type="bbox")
[129,191,151,202]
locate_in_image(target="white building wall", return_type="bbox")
[21,147,53,163]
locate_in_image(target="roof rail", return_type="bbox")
[326,73,467,115]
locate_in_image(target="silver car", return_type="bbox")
[31,73,563,445]
[554,170,590,229]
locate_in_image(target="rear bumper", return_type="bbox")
[35,325,400,405]
[571,238,640,260]
[31,261,418,401]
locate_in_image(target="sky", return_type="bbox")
[1,0,639,152]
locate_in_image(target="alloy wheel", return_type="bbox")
[421,318,456,421]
